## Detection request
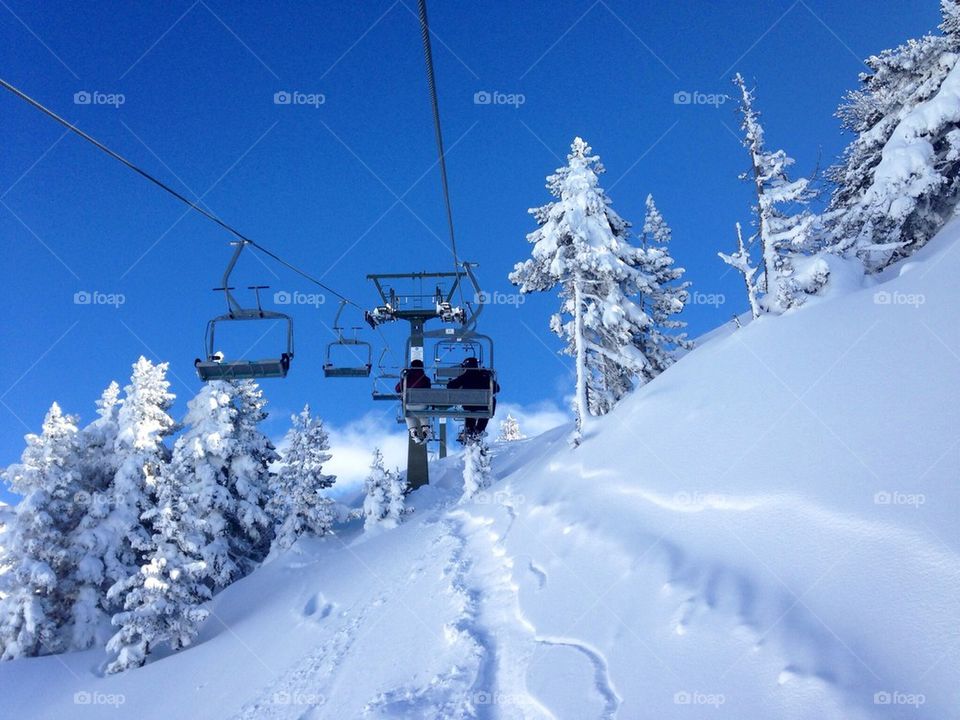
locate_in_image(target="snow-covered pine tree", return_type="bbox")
[719,222,762,320]
[106,460,211,673]
[69,381,124,651]
[461,441,492,501]
[167,382,239,591]
[0,403,84,659]
[106,381,246,672]
[733,74,825,312]
[497,414,526,442]
[227,380,277,569]
[106,358,176,595]
[362,449,407,530]
[271,405,337,551]
[827,2,960,271]
[509,137,655,443]
[635,195,692,378]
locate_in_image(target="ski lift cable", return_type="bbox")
[416,0,465,308]
[0,76,363,310]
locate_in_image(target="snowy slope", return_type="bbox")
[2,221,959,719]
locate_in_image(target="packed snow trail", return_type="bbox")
[2,222,960,718]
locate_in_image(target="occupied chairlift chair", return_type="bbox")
[195,241,294,381]
[401,331,497,421]
[323,301,372,378]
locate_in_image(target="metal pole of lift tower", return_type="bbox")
[406,315,430,490]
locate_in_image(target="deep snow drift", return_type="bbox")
[2,221,959,719]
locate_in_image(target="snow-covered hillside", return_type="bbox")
[2,221,959,718]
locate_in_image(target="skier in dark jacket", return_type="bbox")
[447,357,499,441]
[397,359,432,443]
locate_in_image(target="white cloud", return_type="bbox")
[493,400,569,439]
[324,411,410,497]
[320,400,570,495]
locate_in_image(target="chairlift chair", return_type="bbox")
[401,373,496,420]
[195,241,295,381]
[371,347,402,401]
[401,330,496,420]
[323,301,373,378]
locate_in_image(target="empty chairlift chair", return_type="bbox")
[195,241,295,381]
[323,301,373,378]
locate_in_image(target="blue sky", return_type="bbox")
[0,0,940,495]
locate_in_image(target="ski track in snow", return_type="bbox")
[531,637,620,720]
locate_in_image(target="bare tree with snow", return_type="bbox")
[733,74,826,313]
[719,222,762,320]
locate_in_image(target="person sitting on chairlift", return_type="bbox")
[447,356,499,441]
[397,359,432,444]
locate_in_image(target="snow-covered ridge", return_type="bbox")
[2,221,959,718]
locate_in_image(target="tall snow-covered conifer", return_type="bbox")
[107,358,176,591]
[0,404,84,659]
[271,405,337,550]
[70,381,124,651]
[635,195,691,378]
[106,459,211,673]
[510,137,656,443]
[106,382,239,672]
[228,380,277,569]
[827,2,960,270]
[362,449,406,530]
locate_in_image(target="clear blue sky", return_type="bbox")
[0,0,940,493]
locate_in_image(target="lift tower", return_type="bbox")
[366,264,489,490]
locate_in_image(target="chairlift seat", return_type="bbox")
[403,386,494,419]
[324,363,372,378]
[196,354,291,381]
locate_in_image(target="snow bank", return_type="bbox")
[1,223,958,719]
